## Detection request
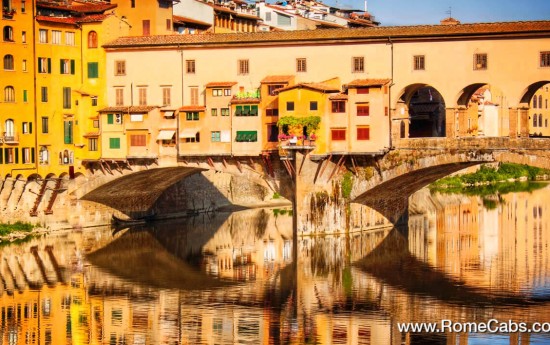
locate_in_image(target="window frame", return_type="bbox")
[186,59,195,74]
[115,60,126,76]
[473,53,488,70]
[357,126,370,140]
[413,55,425,70]
[238,59,249,75]
[352,56,364,73]
[296,58,307,73]
[331,101,346,113]
[331,129,346,141]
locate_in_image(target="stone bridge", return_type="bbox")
[74,137,550,230]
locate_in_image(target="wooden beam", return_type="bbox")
[351,156,358,176]
[236,160,243,173]
[328,155,346,182]
[222,158,228,169]
[298,151,307,175]
[318,154,332,180]
[207,157,215,168]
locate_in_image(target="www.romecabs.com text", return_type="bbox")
[398,320,550,333]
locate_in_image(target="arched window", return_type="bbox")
[533,96,538,108]
[88,31,97,48]
[3,26,13,41]
[533,115,538,127]
[4,119,14,137]
[3,54,13,70]
[539,95,543,109]
[39,146,49,165]
[540,114,543,128]
[4,86,14,102]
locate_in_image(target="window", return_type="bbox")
[238,59,249,75]
[357,87,369,94]
[93,119,99,128]
[414,55,425,70]
[474,53,487,70]
[65,32,75,46]
[332,101,345,113]
[539,114,543,128]
[91,97,97,106]
[266,108,279,116]
[211,131,221,142]
[267,123,278,142]
[186,60,195,74]
[87,62,98,78]
[88,138,98,151]
[357,126,370,140]
[296,58,306,72]
[63,121,73,144]
[166,19,171,31]
[541,52,550,67]
[21,1,25,13]
[4,148,14,163]
[39,29,47,43]
[22,122,31,134]
[4,86,14,102]
[534,115,538,127]
[130,134,146,146]
[533,95,538,108]
[109,138,120,149]
[38,57,50,73]
[162,87,171,106]
[138,88,147,105]
[22,148,31,164]
[185,132,200,143]
[357,105,370,116]
[186,112,199,121]
[41,117,49,133]
[142,20,150,36]
[221,108,229,116]
[115,60,126,75]
[352,56,364,72]
[213,89,223,97]
[115,88,123,106]
[4,119,14,137]
[88,31,97,48]
[63,87,71,109]
[107,114,113,124]
[190,87,198,105]
[3,54,13,70]
[211,108,218,116]
[60,59,74,74]
[539,95,543,109]
[23,90,27,102]
[268,84,284,96]
[235,130,257,142]
[224,89,231,96]
[310,101,317,111]
[21,31,26,43]
[131,0,135,7]
[266,12,271,21]
[130,114,143,122]
[287,101,294,111]
[52,30,61,44]
[22,59,26,71]
[331,129,346,141]
[39,146,49,165]
[4,26,14,42]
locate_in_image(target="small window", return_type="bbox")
[540,51,550,68]
[62,87,71,109]
[238,59,249,75]
[286,101,294,111]
[213,89,222,97]
[296,58,306,72]
[138,88,147,105]
[331,129,346,141]
[4,86,15,102]
[221,108,229,116]
[352,56,364,73]
[186,60,195,74]
[162,87,171,106]
[115,60,126,76]
[60,59,74,74]
[21,31,26,43]
[130,134,146,146]
[88,31,98,48]
[211,131,221,142]
[186,112,199,121]
[266,12,272,21]
[266,108,279,116]
[474,53,487,70]
[310,101,317,111]
[91,97,98,106]
[88,138,98,151]
[357,88,369,94]
[41,87,48,102]
[87,62,98,78]
[166,19,172,31]
[115,88,124,106]
[3,54,14,70]
[41,117,49,133]
[357,127,370,140]
[357,105,369,116]
[211,108,218,116]
[65,32,75,46]
[4,26,14,42]
[268,84,284,96]
[331,101,345,113]
[38,57,50,73]
[109,138,120,149]
[22,59,27,71]
[267,123,279,142]
[224,88,231,96]
[52,30,61,45]
[413,55,425,70]
[38,29,47,43]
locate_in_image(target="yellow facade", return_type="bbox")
[529,84,550,137]
[110,0,174,36]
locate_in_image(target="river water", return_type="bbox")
[0,184,549,345]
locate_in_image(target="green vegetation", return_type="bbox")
[0,221,35,237]
[431,163,549,189]
[272,192,281,199]
[341,171,353,199]
[277,116,321,137]
[273,208,293,217]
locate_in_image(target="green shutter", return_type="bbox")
[64,121,73,144]
[251,105,258,115]
[109,138,120,149]
[71,59,75,74]
[37,58,42,72]
[47,58,51,73]
[107,114,113,124]
[243,105,251,116]
[88,63,98,78]
[235,106,242,116]
[31,148,35,163]
[15,148,19,164]
[60,59,64,74]
[23,90,27,102]
[236,131,257,142]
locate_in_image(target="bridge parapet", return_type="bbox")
[394,137,550,151]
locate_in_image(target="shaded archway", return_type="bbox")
[397,84,446,138]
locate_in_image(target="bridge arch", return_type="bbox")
[395,83,446,138]
[519,80,550,105]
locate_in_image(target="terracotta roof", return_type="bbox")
[329,93,348,100]
[277,82,340,93]
[104,21,550,48]
[230,97,261,104]
[99,106,158,113]
[83,132,100,137]
[346,79,391,88]
[261,75,295,84]
[179,105,206,111]
[205,81,237,87]
[36,1,116,13]
[173,15,212,27]
[36,15,78,25]
[76,14,111,23]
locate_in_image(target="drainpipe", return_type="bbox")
[178,46,184,159]
[387,37,394,150]
[32,0,39,173]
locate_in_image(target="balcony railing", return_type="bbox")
[3,134,18,144]
[2,8,16,19]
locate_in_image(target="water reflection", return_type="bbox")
[1,185,550,344]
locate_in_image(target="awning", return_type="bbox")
[157,130,175,140]
[180,128,199,138]
[235,131,257,142]
[163,111,175,117]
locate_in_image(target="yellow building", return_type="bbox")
[110,0,175,36]
[529,83,550,137]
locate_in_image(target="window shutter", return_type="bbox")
[87,63,92,78]
[0,148,3,164]
[47,58,51,73]
[60,59,64,74]
[71,59,75,74]
[38,58,42,72]
[64,121,73,144]
[107,114,113,124]
[31,148,35,163]
[29,122,32,134]
[15,148,19,164]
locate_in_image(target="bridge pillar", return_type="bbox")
[457,107,469,137]
[509,107,530,138]
[445,108,457,137]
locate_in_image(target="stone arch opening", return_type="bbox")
[397,84,446,138]
[455,83,509,137]
[27,174,42,181]
[523,81,550,138]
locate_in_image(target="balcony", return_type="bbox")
[2,8,16,19]
[3,133,18,144]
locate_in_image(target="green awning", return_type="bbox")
[236,131,257,142]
